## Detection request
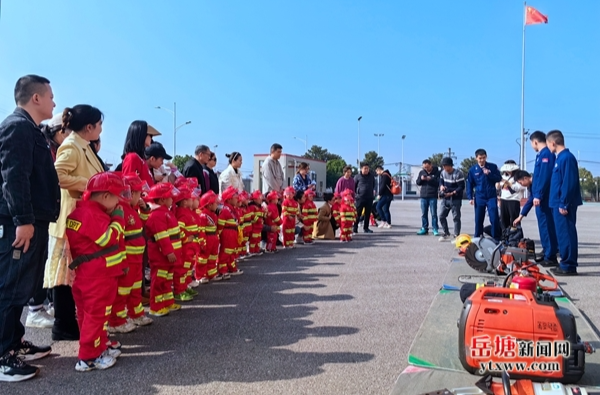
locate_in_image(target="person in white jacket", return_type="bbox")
[219,151,244,193]
[497,160,525,230]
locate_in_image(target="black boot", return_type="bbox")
[51,286,80,341]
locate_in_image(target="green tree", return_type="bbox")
[303,145,342,162]
[172,154,193,173]
[427,153,444,168]
[460,156,477,176]
[326,158,347,188]
[578,167,596,199]
[362,151,384,170]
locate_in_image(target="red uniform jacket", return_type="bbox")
[145,205,182,266]
[301,200,318,228]
[281,198,298,226]
[331,202,341,225]
[265,202,282,228]
[66,200,126,279]
[339,203,356,229]
[218,203,239,251]
[123,203,146,266]
[249,203,265,235]
[176,206,199,255]
[198,209,218,252]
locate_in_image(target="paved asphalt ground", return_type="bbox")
[6,200,600,395]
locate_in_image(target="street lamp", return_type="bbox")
[213,144,218,157]
[401,135,406,201]
[357,116,362,166]
[374,133,384,156]
[156,102,192,157]
[293,135,307,153]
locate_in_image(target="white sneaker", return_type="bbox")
[105,347,121,359]
[107,322,136,334]
[46,304,55,317]
[189,280,200,288]
[75,351,117,372]
[129,316,153,326]
[199,277,210,284]
[378,222,387,228]
[25,310,54,328]
[438,235,450,242]
[229,269,243,276]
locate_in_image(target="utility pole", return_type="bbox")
[374,133,384,156]
[357,116,362,166]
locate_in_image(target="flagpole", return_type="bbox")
[520,2,526,171]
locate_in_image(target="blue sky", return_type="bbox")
[0,0,598,176]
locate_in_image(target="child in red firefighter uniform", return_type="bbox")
[66,172,129,372]
[173,187,200,302]
[195,191,219,282]
[217,186,243,276]
[332,193,341,231]
[248,190,265,255]
[301,189,318,244]
[237,191,252,260]
[281,187,299,248]
[145,183,183,316]
[107,174,153,334]
[339,192,356,242]
[264,191,282,253]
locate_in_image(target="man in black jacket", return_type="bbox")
[353,162,375,233]
[415,159,440,236]
[438,157,465,241]
[183,144,212,195]
[0,75,61,382]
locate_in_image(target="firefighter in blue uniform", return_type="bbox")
[547,130,582,276]
[466,148,502,241]
[513,131,558,266]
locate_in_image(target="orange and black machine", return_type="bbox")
[458,281,589,383]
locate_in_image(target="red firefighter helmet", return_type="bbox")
[83,172,131,202]
[147,183,179,200]
[122,173,150,193]
[251,190,264,201]
[199,190,220,208]
[238,191,249,203]
[341,189,353,197]
[283,186,295,198]
[266,191,279,202]
[221,186,239,202]
[305,189,316,197]
[333,192,341,198]
[173,186,193,203]
[174,177,199,190]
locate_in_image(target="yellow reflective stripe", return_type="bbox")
[208,267,218,276]
[154,294,164,303]
[105,306,112,316]
[124,228,142,236]
[167,272,173,280]
[132,280,142,289]
[94,337,101,347]
[167,226,180,236]
[154,231,170,241]
[157,269,169,279]
[163,292,174,301]
[139,212,149,221]
[116,309,127,318]
[183,261,192,269]
[133,304,144,315]
[106,251,125,267]
[118,286,131,296]
[178,221,185,228]
[184,224,198,232]
[126,245,145,254]
[209,254,218,260]
[224,248,236,254]
[197,258,207,264]
[95,228,114,247]
[172,241,182,249]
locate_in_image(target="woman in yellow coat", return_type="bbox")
[43,105,105,340]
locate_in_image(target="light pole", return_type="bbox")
[357,116,362,166]
[401,135,406,201]
[213,144,218,157]
[156,102,192,157]
[293,135,307,153]
[374,133,384,156]
[595,179,599,202]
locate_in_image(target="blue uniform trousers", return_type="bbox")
[535,203,558,261]
[552,207,578,272]
[474,197,500,241]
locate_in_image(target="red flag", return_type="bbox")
[525,6,548,25]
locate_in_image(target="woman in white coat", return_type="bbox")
[219,151,244,193]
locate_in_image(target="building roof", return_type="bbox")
[253,153,326,163]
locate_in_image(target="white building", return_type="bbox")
[253,153,327,195]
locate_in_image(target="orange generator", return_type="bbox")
[458,286,587,384]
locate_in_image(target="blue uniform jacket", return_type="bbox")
[466,162,502,201]
[549,148,582,210]
[520,147,555,216]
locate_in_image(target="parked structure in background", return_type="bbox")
[253,153,326,196]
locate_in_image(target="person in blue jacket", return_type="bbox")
[466,149,502,241]
[546,130,582,276]
[512,131,558,267]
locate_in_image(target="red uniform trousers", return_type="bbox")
[340,220,353,241]
[72,274,118,360]
[249,224,262,254]
[150,259,174,312]
[302,223,315,242]
[196,235,219,279]
[174,242,194,294]
[282,217,296,247]
[108,259,144,326]
[218,228,239,274]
